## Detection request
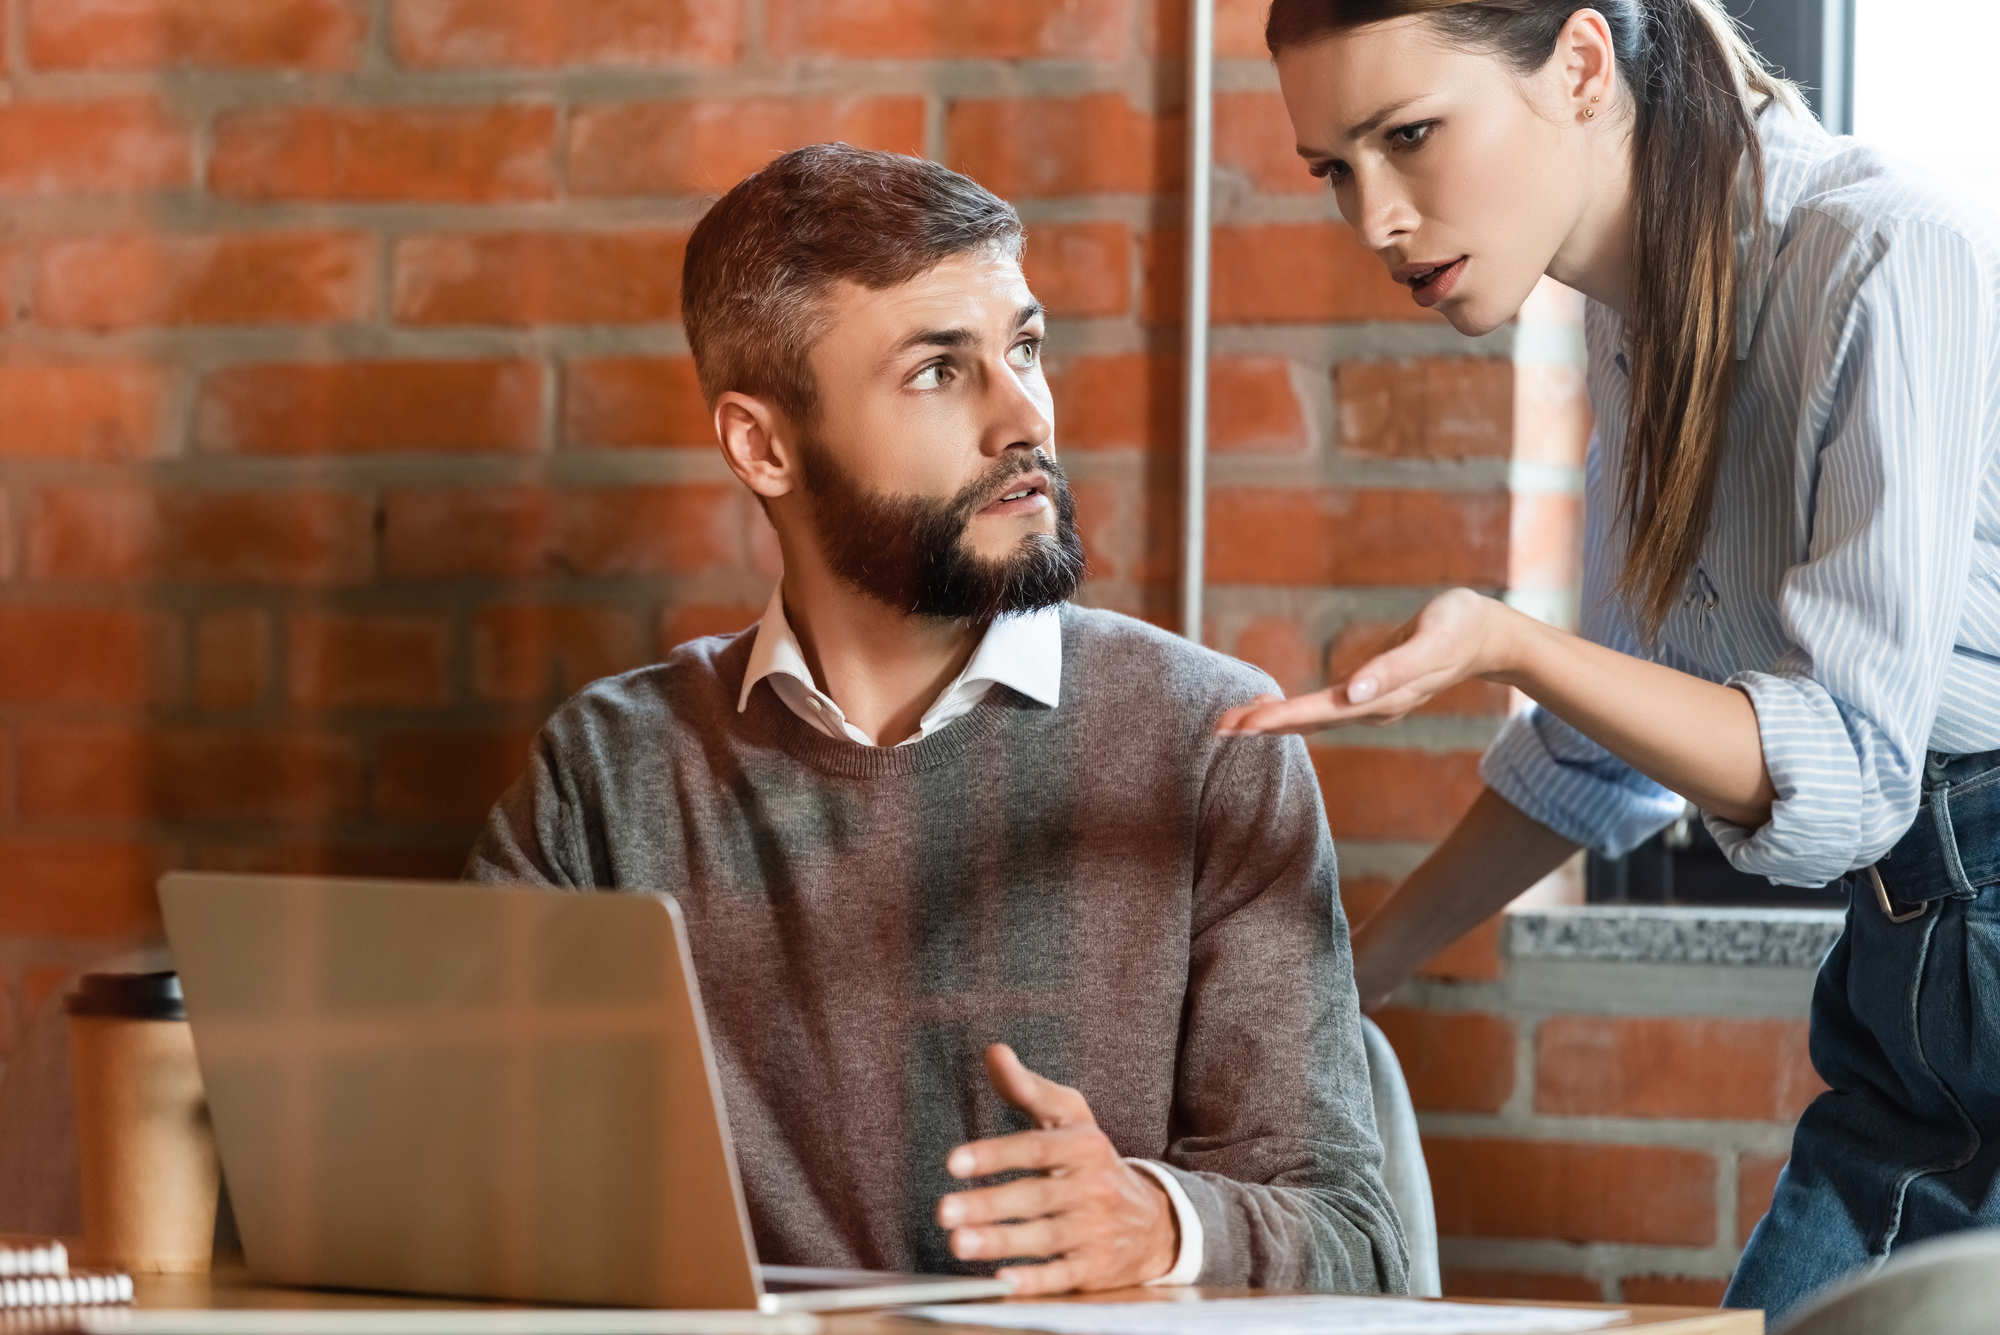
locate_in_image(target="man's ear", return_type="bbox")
[715,392,798,501]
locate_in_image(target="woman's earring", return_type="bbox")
[1585,94,1600,120]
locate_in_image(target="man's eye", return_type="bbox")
[909,364,945,389]
[1007,340,1041,370]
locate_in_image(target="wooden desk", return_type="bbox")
[104,1272,1761,1335]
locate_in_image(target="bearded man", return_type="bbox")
[466,144,1406,1298]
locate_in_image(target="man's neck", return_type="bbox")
[779,557,983,747]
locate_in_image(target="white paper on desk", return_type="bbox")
[899,1296,1626,1335]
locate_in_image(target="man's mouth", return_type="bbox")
[1392,256,1468,309]
[978,473,1050,517]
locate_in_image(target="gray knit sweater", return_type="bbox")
[466,604,1407,1294]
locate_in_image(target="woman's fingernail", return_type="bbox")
[947,1149,974,1176]
[1347,678,1377,704]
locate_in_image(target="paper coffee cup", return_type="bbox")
[67,972,219,1275]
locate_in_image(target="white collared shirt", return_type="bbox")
[732,584,1205,1284]
[736,585,1063,746]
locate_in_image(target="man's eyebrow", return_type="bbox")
[886,304,1046,362]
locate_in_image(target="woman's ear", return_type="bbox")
[1553,6,1620,119]
[715,393,797,501]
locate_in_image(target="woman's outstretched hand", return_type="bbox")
[1217,588,1512,736]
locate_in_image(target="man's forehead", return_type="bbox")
[826,251,1036,338]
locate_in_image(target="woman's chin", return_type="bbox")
[1440,301,1507,338]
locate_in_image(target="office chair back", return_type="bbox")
[1360,1016,1441,1297]
[1775,1229,2000,1335]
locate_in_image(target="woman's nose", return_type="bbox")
[1349,177,1416,252]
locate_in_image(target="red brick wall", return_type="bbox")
[0,0,1808,1304]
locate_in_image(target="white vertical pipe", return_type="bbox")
[1179,0,1215,642]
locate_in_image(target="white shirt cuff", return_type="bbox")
[1124,1159,1203,1286]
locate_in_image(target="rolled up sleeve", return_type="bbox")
[1707,219,1991,886]
[1482,705,1686,858]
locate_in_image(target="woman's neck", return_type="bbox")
[1545,122,1637,319]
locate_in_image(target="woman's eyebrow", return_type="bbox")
[1344,94,1424,141]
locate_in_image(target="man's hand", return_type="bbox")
[935,1044,1179,1295]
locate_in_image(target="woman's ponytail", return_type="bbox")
[1267,0,1801,639]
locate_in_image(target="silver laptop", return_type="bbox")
[158,872,1013,1314]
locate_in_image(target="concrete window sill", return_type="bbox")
[1506,905,1847,969]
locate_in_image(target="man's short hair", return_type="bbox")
[681,144,1025,426]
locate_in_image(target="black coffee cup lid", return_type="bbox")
[66,972,187,1021]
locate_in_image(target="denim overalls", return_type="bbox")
[1724,749,2000,1319]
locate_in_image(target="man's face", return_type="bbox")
[797,247,1083,620]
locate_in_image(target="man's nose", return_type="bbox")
[983,359,1054,456]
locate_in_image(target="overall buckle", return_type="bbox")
[1868,864,1929,923]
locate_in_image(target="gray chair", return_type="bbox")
[1776,1229,2000,1335]
[1360,1015,1441,1297]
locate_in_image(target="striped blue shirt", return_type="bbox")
[1482,105,2000,887]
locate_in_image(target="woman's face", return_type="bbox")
[1277,16,1593,336]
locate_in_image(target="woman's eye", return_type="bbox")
[1389,122,1434,149]
[1007,340,1040,370]
[1310,161,1350,187]
[909,363,945,389]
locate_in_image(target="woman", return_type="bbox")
[1217,0,2000,1320]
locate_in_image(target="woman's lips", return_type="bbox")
[1410,256,1468,309]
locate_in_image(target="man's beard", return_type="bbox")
[798,441,1086,621]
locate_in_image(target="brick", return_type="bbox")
[209,105,555,203]
[0,363,165,458]
[1210,357,1307,454]
[193,609,271,709]
[1327,619,1511,717]
[1535,1017,1826,1122]
[1215,91,1319,194]
[195,360,541,455]
[948,94,1177,199]
[569,96,925,197]
[190,842,470,880]
[767,0,1129,59]
[1510,492,1583,595]
[27,488,374,585]
[1442,1271,1604,1303]
[554,486,742,577]
[1050,353,1176,453]
[393,231,684,326]
[1230,616,1315,697]
[1337,358,1512,460]
[287,612,452,710]
[1621,1276,1728,1307]
[0,607,162,703]
[18,726,365,822]
[472,604,644,704]
[1374,1007,1516,1113]
[1148,0,1266,58]
[374,729,536,824]
[1206,488,1512,587]
[1311,746,1484,842]
[1737,1153,1787,1245]
[0,839,162,935]
[391,0,740,69]
[1025,222,1132,318]
[1066,475,1178,587]
[661,603,763,649]
[1425,1138,1716,1246]
[26,0,368,70]
[1211,224,1430,325]
[35,232,374,330]
[0,488,12,581]
[381,487,553,580]
[1420,915,1505,982]
[0,98,192,194]
[563,356,712,449]
[1514,362,1592,466]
